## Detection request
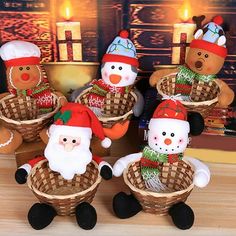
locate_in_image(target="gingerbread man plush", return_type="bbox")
[0,40,67,112]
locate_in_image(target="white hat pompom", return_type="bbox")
[101,137,112,148]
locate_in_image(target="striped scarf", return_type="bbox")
[141,146,183,192]
[175,65,216,96]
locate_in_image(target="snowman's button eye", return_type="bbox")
[26,66,30,70]
[119,66,122,70]
[63,138,67,142]
[162,132,166,136]
[19,67,23,71]
[171,133,175,137]
[198,52,201,56]
[111,65,115,69]
[72,139,76,143]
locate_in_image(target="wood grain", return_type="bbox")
[0,155,236,236]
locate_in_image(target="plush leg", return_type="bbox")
[75,202,97,230]
[113,192,142,219]
[28,203,57,230]
[168,202,194,230]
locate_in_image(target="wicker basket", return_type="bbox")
[27,160,102,216]
[156,73,220,117]
[0,93,60,142]
[123,160,194,216]
[76,87,137,128]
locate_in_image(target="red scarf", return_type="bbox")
[88,79,131,108]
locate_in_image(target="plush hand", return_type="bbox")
[70,85,92,102]
[54,91,67,106]
[100,165,113,180]
[193,170,210,188]
[132,89,144,117]
[15,168,28,184]
[113,160,126,177]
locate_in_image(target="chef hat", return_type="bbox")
[0,40,41,68]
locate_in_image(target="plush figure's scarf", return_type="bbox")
[9,83,53,113]
[141,146,183,192]
[88,79,131,109]
[175,65,216,96]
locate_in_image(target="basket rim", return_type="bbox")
[156,72,219,106]
[75,87,138,122]
[123,160,194,197]
[0,93,60,125]
[27,159,102,200]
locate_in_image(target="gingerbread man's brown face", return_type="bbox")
[186,48,225,75]
[7,64,42,90]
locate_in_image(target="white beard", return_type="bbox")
[44,140,92,180]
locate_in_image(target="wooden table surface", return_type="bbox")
[0,155,236,236]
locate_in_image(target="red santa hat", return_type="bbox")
[49,103,111,148]
[149,99,190,133]
[102,30,139,67]
[0,40,41,68]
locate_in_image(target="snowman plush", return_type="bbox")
[112,98,210,230]
[0,40,67,112]
[71,30,144,118]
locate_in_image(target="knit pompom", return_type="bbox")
[101,137,111,148]
[213,15,223,25]
[119,30,129,39]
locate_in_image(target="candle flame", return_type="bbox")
[179,0,192,22]
[60,0,73,21]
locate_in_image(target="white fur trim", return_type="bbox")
[149,118,190,133]
[49,124,92,138]
[19,163,32,174]
[98,161,112,173]
[101,137,111,148]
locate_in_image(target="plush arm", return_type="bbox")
[15,156,45,184]
[149,68,179,87]
[183,156,210,188]
[92,155,113,180]
[132,88,144,117]
[70,85,92,102]
[215,79,235,108]
[113,152,142,177]
[53,91,68,106]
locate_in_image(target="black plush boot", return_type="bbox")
[169,202,194,230]
[28,203,57,230]
[113,192,142,219]
[75,202,97,230]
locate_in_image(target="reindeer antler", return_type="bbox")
[192,15,206,32]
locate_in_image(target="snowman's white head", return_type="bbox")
[148,118,190,154]
[101,62,138,87]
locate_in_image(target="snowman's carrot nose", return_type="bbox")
[164,138,172,145]
[109,74,122,84]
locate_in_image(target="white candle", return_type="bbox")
[56,21,82,61]
[172,23,196,64]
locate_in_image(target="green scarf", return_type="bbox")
[141,146,183,191]
[176,65,216,84]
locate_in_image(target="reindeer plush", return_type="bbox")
[150,15,234,108]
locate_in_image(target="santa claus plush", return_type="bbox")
[15,103,112,230]
[0,40,67,112]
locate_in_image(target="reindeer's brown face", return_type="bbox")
[186,48,225,75]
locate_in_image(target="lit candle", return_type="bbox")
[172,0,196,65]
[56,1,82,61]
